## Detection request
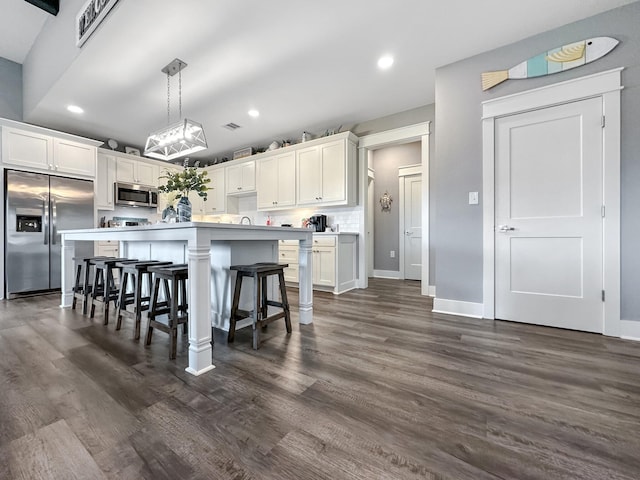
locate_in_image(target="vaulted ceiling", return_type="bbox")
[1,0,637,159]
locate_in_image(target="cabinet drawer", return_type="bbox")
[279,247,299,263]
[279,239,299,246]
[312,236,336,247]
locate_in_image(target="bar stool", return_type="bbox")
[228,263,291,350]
[115,260,172,340]
[145,264,189,360]
[90,257,138,322]
[72,256,107,315]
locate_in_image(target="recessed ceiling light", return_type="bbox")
[377,55,394,70]
[248,109,260,118]
[67,105,84,114]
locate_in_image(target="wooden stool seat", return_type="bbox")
[145,264,189,359]
[90,257,138,322]
[115,260,173,340]
[228,262,291,349]
[72,256,108,315]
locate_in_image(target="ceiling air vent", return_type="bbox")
[223,122,242,131]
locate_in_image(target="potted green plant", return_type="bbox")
[158,159,211,222]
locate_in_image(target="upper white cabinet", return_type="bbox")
[157,165,181,214]
[226,160,255,194]
[297,136,356,207]
[116,156,158,186]
[256,151,296,210]
[96,153,116,210]
[53,138,96,177]
[1,125,98,178]
[203,166,226,214]
[1,128,51,170]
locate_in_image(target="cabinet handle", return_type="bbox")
[237,187,242,190]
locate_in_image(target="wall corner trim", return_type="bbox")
[433,298,484,319]
[619,320,640,342]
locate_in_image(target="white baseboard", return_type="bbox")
[428,285,436,297]
[620,320,640,341]
[373,270,400,279]
[433,297,484,319]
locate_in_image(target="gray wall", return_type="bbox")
[0,57,22,121]
[434,2,640,319]
[352,103,437,283]
[372,142,421,271]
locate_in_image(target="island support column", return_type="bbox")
[60,237,75,308]
[186,233,215,376]
[298,237,313,324]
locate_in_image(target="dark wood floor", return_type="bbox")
[1,279,640,479]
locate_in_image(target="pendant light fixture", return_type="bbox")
[144,58,208,161]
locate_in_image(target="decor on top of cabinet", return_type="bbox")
[158,159,211,222]
[144,58,208,161]
[481,37,619,91]
[124,146,140,156]
[380,191,392,212]
[233,147,253,160]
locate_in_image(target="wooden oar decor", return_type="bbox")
[481,37,619,91]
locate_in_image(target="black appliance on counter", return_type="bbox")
[309,214,327,232]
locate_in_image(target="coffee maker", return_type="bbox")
[309,214,327,232]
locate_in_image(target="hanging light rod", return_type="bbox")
[144,58,208,161]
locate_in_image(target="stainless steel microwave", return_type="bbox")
[114,183,158,208]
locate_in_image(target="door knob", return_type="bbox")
[498,225,516,232]
[405,231,413,236]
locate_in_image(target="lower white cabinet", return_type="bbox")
[278,233,358,294]
[278,240,299,283]
[95,240,119,257]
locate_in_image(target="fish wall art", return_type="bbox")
[481,36,619,91]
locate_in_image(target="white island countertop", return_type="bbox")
[60,222,314,376]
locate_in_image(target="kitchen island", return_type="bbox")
[59,223,314,376]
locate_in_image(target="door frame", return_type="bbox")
[358,122,430,294]
[482,67,622,336]
[398,165,422,280]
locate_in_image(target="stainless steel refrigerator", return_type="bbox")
[5,170,94,297]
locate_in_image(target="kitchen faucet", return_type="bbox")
[240,216,252,225]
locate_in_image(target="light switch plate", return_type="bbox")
[469,191,479,205]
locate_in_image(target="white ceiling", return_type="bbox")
[2,0,637,160]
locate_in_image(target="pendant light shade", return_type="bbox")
[144,118,207,161]
[144,58,208,161]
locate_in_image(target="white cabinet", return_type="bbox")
[96,153,116,210]
[2,127,51,170]
[182,167,225,216]
[256,152,296,210]
[203,167,226,214]
[95,240,119,257]
[116,156,158,186]
[53,138,96,177]
[296,135,357,207]
[1,126,97,177]
[157,165,181,214]
[226,160,255,194]
[278,240,300,283]
[312,236,336,287]
[278,233,358,294]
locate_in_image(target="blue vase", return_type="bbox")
[162,204,177,222]
[177,196,192,222]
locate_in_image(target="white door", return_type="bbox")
[495,97,603,332]
[403,175,422,280]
